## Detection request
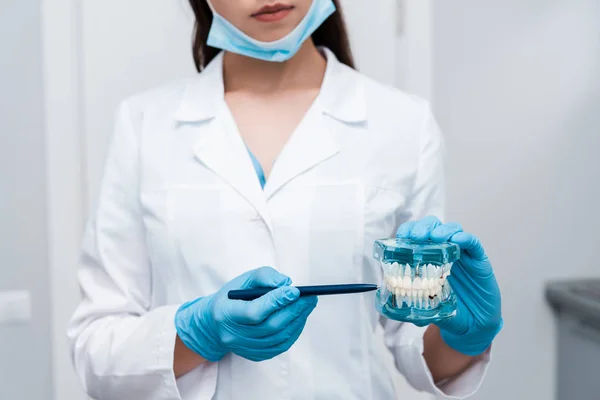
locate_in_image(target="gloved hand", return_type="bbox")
[175,267,318,362]
[396,216,503,356]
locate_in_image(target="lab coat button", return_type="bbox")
[251,213,261,221]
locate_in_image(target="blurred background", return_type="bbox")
[1,0,599,399]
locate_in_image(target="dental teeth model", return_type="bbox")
[373,238,460,323]
[381,262,452,309]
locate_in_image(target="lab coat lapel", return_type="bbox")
[264,47,367,199]
[175,53,273,233]
[192,117,273,233]
[264,110,339,199]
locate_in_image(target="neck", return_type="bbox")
[222,40,327,93]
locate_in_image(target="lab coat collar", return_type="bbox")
[175,53,225,122]
[174,47,367,124]
[318,47,367,123]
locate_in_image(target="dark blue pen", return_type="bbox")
[227,284,378,301]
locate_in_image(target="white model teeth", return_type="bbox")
[388,275,397,287]
[382,263,452,308]
[413,277,422,290]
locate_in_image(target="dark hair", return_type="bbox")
[188,0,355,71]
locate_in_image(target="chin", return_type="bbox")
[250,26,296,42]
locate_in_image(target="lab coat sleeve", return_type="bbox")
[66,100,216,400]
[382,102,492,398]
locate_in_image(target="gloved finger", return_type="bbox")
[231,297,318,339]
[230,300,315,350]
[233,321,305,362]
[258,318,307,358]
[449,264,499,311]
[229,286,300,325]
[434,296,469,334]
[396,220,417,238]
[408,215,443,240]
[230,304,314,359]
[443,264,500,329]
[449,232,487,261]
[430,222,463,242]
[240,266,292,290]
[453,252,495,282]
[255,297,318,337]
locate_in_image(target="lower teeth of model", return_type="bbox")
[381,262,452,308]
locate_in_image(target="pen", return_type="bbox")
[228,283,378,301]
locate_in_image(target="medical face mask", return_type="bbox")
[206,0,336,62]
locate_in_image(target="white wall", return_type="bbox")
[0,1,53,399]
[434,1,600,399]
[342,0,397,85]
[395,0,434,103]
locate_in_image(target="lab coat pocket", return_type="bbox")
[361,185,408,286]
[364,184,407,241]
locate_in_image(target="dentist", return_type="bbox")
[67,1,503,399]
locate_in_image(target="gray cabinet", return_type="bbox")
[546,280,600,400]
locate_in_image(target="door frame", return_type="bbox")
[396,0,435,104]
[41,0,88,398]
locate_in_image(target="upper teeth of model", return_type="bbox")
[382,262,451,303]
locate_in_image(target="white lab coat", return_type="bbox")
[67,47,491,400]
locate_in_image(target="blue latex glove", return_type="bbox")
[396,216,503,356]
[175,267,318,362]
